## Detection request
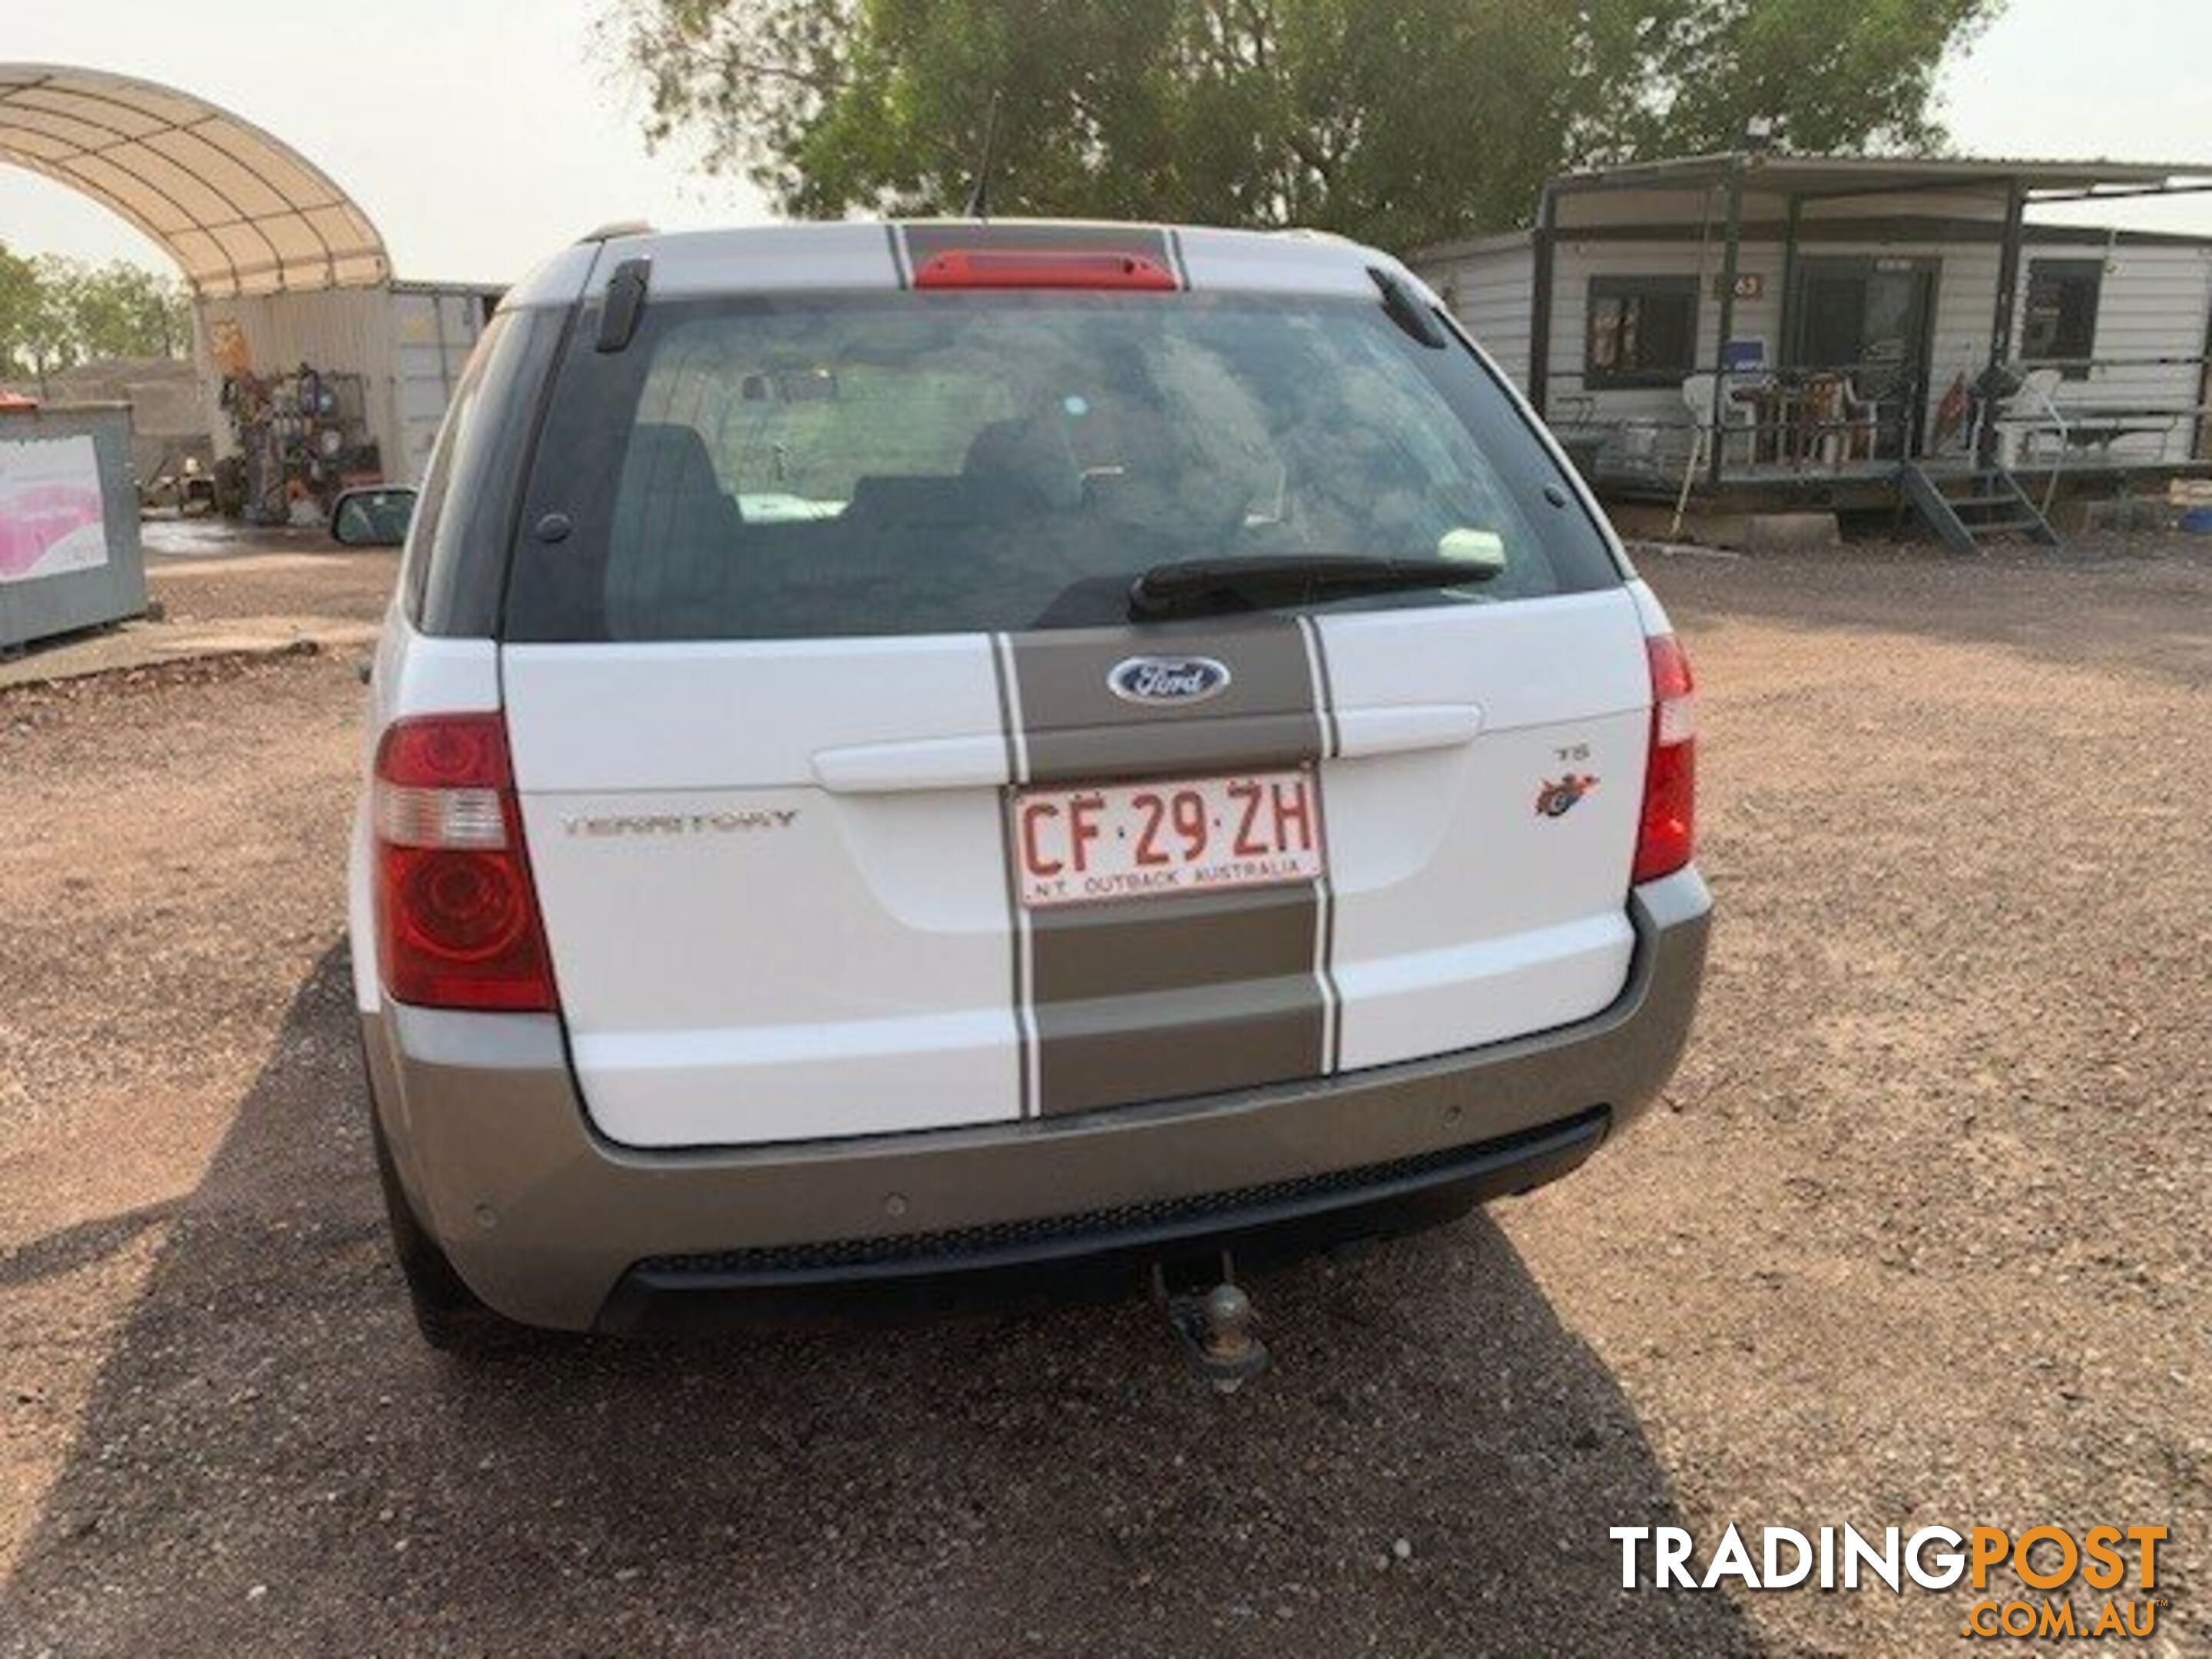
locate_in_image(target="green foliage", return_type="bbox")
[0,243,40,380]
[0,245,193,382]
[601,0,1998,250]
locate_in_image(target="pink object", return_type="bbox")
[0,482,102,578]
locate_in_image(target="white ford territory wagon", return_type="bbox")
[350,220,1710,1350]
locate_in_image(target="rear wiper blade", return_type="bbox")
[1128,553,1496,619]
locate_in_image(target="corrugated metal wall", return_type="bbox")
[2025,240,2212,459]
[1419,238,1535,389]
[194,285,402,478]
[192,283,502,485]
[389,286,497,481]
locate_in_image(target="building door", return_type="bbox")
[1788,257,1940,459]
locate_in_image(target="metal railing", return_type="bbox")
[1543,354,2211,495]
[1543,360,1929,491]
[1974,355,2211,472]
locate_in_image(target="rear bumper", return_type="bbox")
[602,1106,1610,1333]
[361,867,1711,1330]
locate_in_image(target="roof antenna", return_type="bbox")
[963,92,1002,220]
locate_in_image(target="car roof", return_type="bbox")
[500,219,1406,312]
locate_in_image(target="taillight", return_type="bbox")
[1632,634,1697,883]
[912,249,1179,290]
[372,713,555,1012]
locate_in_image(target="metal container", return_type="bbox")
[196,279,502,489]
[0,402,149,651]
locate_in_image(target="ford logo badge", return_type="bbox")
[1108,655,1233,705]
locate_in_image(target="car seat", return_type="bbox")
[604,422,748,637]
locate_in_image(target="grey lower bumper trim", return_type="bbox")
[636,1107,1609,1286]
[363,866,1711,1330]
[601,1108,1608,1333]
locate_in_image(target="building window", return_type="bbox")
[1586,276,1699,389]
[2022,258,2102,379]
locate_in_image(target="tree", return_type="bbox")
[0,242,41,383]
[69,260,194,359]
[601,0,1998,250]
[0,246,194,387]
[0,253,89,392]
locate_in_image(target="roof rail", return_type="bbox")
[578,220,654,243]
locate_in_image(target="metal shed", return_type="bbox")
[0,65,498,492]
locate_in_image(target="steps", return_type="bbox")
[1899,462,2061,555]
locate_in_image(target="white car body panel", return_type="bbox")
[1174,227,1374,296]
[1624,577,1676,639]
[353,218,1667,1149]
[594,221,902,301]
[1312,591,1650,1069]
[502,637,1020,1144]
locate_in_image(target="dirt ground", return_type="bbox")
[0,528,395,693]
[2,536,2207,1656]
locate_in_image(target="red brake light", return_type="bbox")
[373,713,555,1012]
[912,249,1179,291]
[1632,634,1697,884]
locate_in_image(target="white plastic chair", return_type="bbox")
[1671,374,1757,535]
[2005,367,2068,465]
[1681,373,1757,465]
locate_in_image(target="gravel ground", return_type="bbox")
[2,540,2207,1656]
[138,542,396,631]
[0,537,395,692]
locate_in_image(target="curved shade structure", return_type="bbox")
[0,64,389,297]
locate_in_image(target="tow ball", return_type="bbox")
[1154,1255,1269,1393]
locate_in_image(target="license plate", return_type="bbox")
[1011,768,1325,909]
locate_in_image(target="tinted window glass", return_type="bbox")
[508,291,1618,642]
[1586,275,1698,389]
[407,307,564,635]
[2022,258,2102,380]
[397,313,503,623]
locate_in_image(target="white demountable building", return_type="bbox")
[1412,152,2212,548]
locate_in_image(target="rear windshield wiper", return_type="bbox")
[1128,553,1497,620]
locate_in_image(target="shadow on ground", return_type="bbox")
[5,949,1760,1657]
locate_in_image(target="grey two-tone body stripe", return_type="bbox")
[883,222,914,288]
[1296,614,1345,1072]
[996,617,1343,1118]
[988,632,1040,1118]
[1163,226,1193,290]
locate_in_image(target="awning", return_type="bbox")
[0,64,389,298]
[1552,151,2212,203]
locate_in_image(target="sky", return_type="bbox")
[2,0,2209,285]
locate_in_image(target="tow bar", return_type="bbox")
[1154,1253,1268,1393]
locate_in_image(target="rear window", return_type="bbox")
[506,290,1618,641]
[407,305,565,636]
